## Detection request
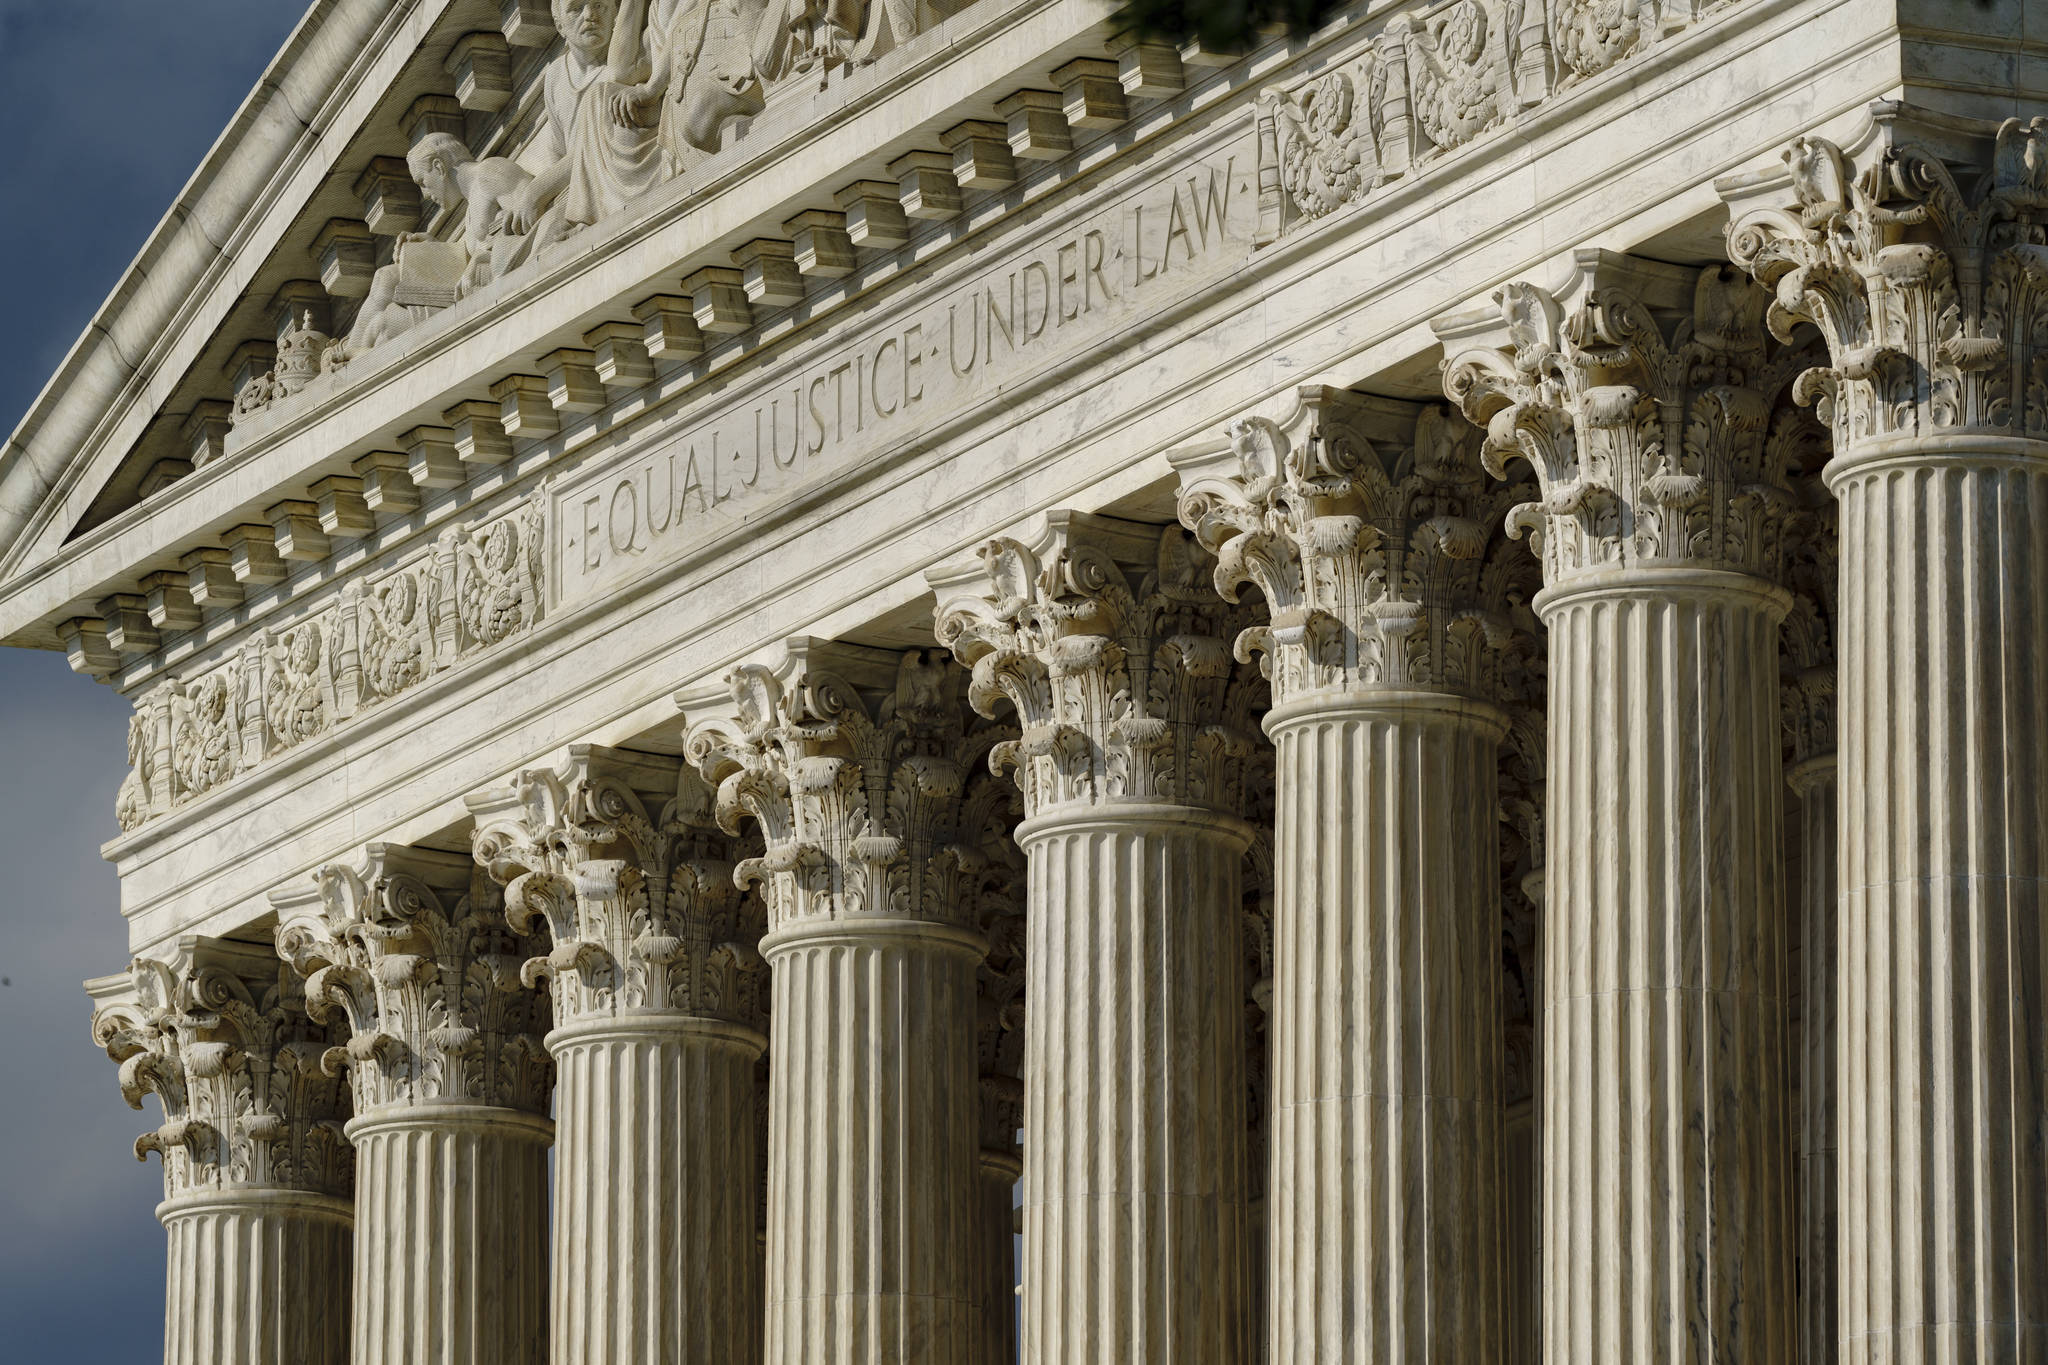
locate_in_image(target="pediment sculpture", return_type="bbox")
[297,0,965,385]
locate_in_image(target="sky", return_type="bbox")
[0,3,306,1357]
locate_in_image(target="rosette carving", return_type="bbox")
[468,747,769,1029]
[272,844,553,1116]
[1727,119,2048,450]
[91,945,353,1201]
[1176,387,1530,707]
[685,643,1017,938]
[932,513,1266,818]
[1443,263,1825,586]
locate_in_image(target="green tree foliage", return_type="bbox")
[1113,0,1343,51]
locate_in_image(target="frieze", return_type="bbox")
[1254,0,1747,242]
[115,486,549,833]
[552,143,1256,608]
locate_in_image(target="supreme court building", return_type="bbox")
[3,0,2042,1359]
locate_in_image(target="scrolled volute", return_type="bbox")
[931,512,1265,817]
[1443,261,1823,588]
[684,641,1012,939]
[1175,387,1530,706]
[269,844,552,1116]
[1726,116,2048,451]
[90,944,353,1200]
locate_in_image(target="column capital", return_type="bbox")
[1174,385,1534,709]
[468,745,769,1036]
[929,511,1265,818]
[1725,111,2048,460]
[682,639,1019,946]
[270,843,553,1117]
[90,938,353,1204]
[1442,256,1826,592]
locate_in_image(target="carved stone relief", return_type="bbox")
[117,485,549,831]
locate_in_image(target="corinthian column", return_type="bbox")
[1728,117,2048,1362]
[273,844,554,1365]
[685,642,1007,1365]
[91,942,354,1365]
[1173,388,1522,1362]
[932,513,1261,1365]
[1444,257,1816,1363]
[467,746,768,1365]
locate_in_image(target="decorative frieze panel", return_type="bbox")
[1255,0,1743,241]
[115,486,547,832]
[92,947,353,1203]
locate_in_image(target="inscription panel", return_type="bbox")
[553,134,1259,608]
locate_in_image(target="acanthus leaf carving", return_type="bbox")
[1176,387,1530,708]
[91,947,354,1202]
[1442,263,1825,586]
[933,515,1265,818]
[468,747,770,1030]
[685,644,1017,938]
[1726,118,2048,451]
[272,845,554,1117]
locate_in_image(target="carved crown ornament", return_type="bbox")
[1725,116,2048,455]
[1173,386,1536,710]
[468,746,769,1032]
[929,511,1268,820]
[683,640,1023,944]
[91,945,354,1203]
[271,844,555,1118]
[1440,260,1829,591]
[1254,0,1749,242]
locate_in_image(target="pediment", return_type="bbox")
[0,0,1200,648]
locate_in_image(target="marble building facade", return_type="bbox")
[1,0,2042,1360]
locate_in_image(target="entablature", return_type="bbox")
[51,0,2040,954]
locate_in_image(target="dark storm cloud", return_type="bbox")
[0,4,306,1359]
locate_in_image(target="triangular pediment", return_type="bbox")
[1,0,1150,649]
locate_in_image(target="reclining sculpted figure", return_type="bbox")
[328,133,534,365]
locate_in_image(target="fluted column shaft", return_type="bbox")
[1503,1101,1538,1365]
[347,1105,550,1365]
[1540,573,1795,1362]
[1832,444,2048,1361]
[1266,695,1506,1363]
[1790,754,1837,1365]
[764,919,983,1363]
[977,1151,1022,1365]
[550,1018,763,1365]
[159,1189,352,1365]
[1017,804,1252,1365]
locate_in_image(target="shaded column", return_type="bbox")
[468,747,768,1365]
[1782,505,1839,1365]
[1730,122,2048,1360]
[92,942,354,1365]
[1175,391,1527,1363]
[687,642,1007,1365]
[275,844,553,1365]
[934,514,1260,1365]
[1445,258,1811,1363]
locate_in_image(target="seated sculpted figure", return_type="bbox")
[329,133,534,365]
[506,0,667,244]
